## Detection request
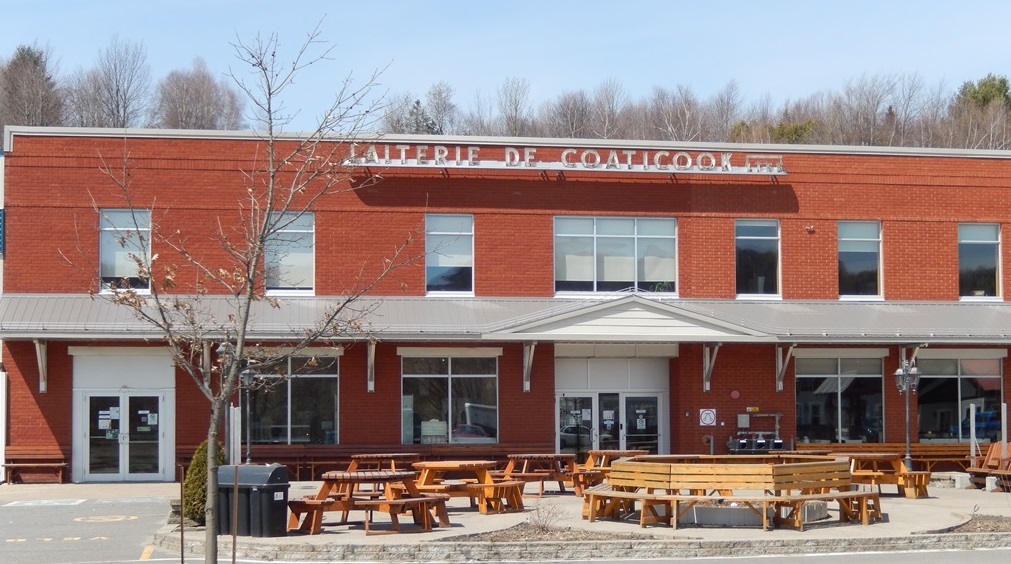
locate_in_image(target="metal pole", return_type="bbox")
[244,385,252,465]
[903,371,913,471]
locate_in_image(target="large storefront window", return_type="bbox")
[401,354,498,444]
[248,356,339,445]
[796,357,883,443]
[916,357,1003,441]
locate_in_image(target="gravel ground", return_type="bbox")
[443,514,1011,541]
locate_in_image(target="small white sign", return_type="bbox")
[699,409,717,426]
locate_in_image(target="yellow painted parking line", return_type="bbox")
[140,545,154,560]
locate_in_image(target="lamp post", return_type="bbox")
[893,359,921,472]
[240,368,257,465]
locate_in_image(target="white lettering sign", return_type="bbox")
[347,144,785,175]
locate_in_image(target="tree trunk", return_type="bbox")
[204,397,223,564]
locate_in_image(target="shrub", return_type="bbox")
[182,439,224,525]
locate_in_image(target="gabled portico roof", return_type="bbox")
[482,295,772,342]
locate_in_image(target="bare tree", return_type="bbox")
[648,84,703,141]
[590,78,631,139]
[704,81,743,142]
[87,23,417,564]
[0,44,63,128]
[95,36,151,127]
[497,76,534,136]
[425,81,458,134]
[150,57,244,129]
[460,90,497,135]
[540,89,592,138]
[380,91,413,133]
[62,67,107,127]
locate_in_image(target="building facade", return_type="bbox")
[0,126,1008,483]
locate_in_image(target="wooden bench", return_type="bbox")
[287,497,351,534]
[3,446,69,484]
[967,441,1010,489]
[466,480,525,514]
[794,442,975,472]
[584,483,673,527]
[353,495,445,535]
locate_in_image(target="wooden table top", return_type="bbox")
[321,469,417,483]
[351,452,419,460]
[507,453,576,460]
[413,460,497,470]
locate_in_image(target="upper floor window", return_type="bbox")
[100,209,150,291]
[838,221,881,298]
[265,212,314,293]
[554,217,677,293]
[735,219,779,296]
[425,214,474,293]
[959,223,999,298]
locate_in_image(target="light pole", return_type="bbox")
[893,358,921,472]
[240,368,257,465]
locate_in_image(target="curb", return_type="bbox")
[153,528,1011,561]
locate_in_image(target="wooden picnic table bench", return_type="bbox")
[583,455,882,531]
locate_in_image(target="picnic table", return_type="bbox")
[288,469,449,535]
[347,452,421,471]
[837,452,930,499]
[584,449,650,474]
[412,459,524,514]
[500,453,577,496]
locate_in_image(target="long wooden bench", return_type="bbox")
[584,456,881,531]
[794,442,976,472]
[354,496,442,535]
[3,446,69,484]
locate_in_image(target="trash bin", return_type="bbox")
[217,463,289,537]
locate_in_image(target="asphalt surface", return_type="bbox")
[4,472,1011,562]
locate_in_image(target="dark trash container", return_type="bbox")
[217,463,289,537]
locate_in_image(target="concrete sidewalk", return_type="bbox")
[5,475,1011,561]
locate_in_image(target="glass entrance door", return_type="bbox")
[624,395,660,454]
[86,393,162,481]
[557,392,663,456]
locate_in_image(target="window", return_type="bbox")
[426,214,473,293]
[795,357,883,443]
[735,219,779,296]
[554,217,676,293]
[959,223,999,298]
[248,355,339,445]
[401,354,498,444]
[100,209,151,291]
[265,212,314,292]
[915,357,1002,441]
[838,221,881,297]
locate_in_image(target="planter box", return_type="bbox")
[677,501,828,527]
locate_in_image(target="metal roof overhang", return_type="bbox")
[1,293,1011,346]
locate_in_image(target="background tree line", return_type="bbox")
[5,38,1011,150]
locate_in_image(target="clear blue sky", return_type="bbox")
[4,0,1011,131]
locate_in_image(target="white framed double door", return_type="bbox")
[556,392,664,458]
[83,392,168,481]
[71,347,176,482]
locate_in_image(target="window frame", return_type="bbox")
[734,219,780,298]
[399,348,501,445]
[264,211,315,295]
[425,213,475,295]
[246,354,340,446]
[838,220,883,300]
[553,216,678,295]
[958,223,1001,300]
[99,208,151,293]
[795,356,884,443]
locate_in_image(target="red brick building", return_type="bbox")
[0,126,1007,482]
